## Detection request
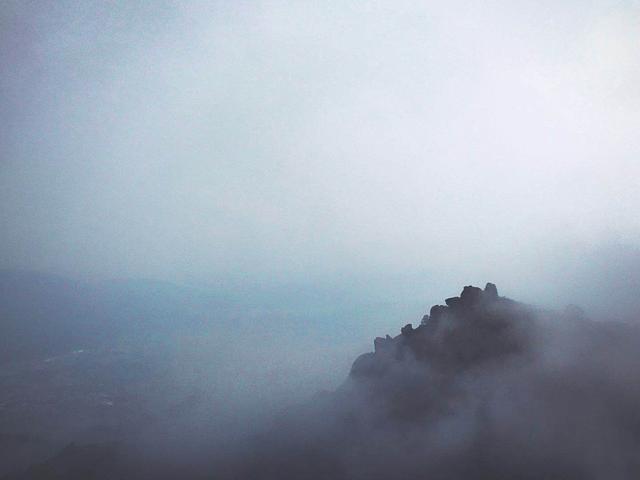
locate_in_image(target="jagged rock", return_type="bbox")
[445,296,461,308]
[460,285,483,305]
[401,323,414,336]
[351,284,529,379]
[429,305,448,321]
[485,282,498,299]
[374,336,393,352]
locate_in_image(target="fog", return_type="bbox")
[3,0,640,290]
[2,1,640,478]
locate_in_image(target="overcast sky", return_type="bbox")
[2,1,640,302]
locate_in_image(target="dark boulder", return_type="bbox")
[429,305,448,321]
[374,335,393,352]
[445,296,461,308]
[401,323,414,336]
[484,282,498,299]
[460,285,483,305]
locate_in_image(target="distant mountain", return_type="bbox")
[0,270,227,364]
[0,270,421,366]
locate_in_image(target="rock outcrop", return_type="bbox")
[351,283,531,378]
[231,282,640,480]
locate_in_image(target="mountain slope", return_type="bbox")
[232,283,640,480]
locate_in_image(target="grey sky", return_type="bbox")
[2,0,640,296]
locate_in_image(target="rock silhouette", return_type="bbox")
[351,283,528,380]
[231,283,640,480]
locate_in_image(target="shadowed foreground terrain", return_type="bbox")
[5,283,640,479]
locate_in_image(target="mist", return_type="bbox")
[2,1,640,479]
[3,0,640,289]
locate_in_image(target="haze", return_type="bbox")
[2,0,639,306]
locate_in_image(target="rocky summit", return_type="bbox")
[351,283,532,379]
[232,283,640,480]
